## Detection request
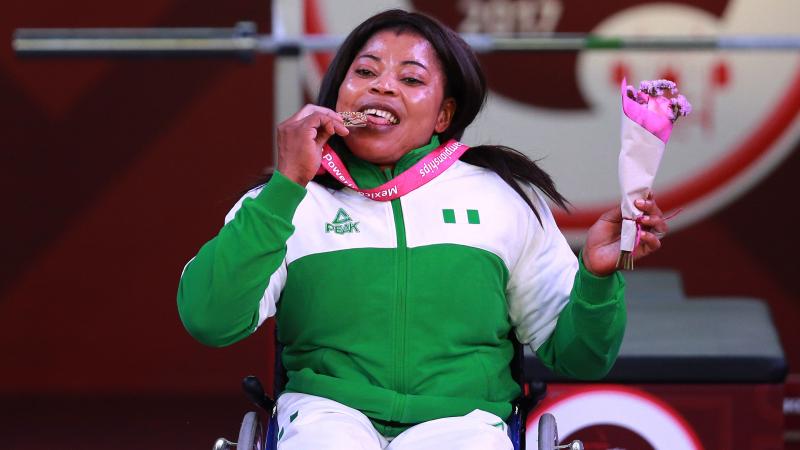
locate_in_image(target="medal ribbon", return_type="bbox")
[319,139,470,201]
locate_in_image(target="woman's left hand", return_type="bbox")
[582,193,668,277]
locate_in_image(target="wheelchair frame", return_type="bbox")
[213,337,583,450]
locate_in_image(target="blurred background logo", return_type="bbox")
[306,0,800,242]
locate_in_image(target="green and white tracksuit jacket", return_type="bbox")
[178,137,626,437]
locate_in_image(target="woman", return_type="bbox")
[178,9,667,450]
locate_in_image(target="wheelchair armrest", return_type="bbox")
[529,380,547,405]
[242,375,276,412]
[516,380,546,414]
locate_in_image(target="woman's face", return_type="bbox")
[336,30,455,168]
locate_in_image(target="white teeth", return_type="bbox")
[362,108,398,124]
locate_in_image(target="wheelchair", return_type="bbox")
[213,337,583,450]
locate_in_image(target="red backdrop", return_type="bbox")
[0,0,278,396]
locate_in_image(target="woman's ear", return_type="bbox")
[434,97,456,133]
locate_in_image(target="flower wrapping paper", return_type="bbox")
[617,78,691,269]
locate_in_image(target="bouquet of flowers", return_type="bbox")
[617,78,692,270]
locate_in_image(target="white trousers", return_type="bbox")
[276,393,513,450]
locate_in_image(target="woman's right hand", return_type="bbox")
[276,105,350,186]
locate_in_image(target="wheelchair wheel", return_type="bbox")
[238,411,264,450]
[537,413,558,450]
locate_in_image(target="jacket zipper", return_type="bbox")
[385,168,408,421]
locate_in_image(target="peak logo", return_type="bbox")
[325,208,360,234]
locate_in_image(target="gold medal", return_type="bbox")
[338,111,367,127]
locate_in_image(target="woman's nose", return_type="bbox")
[370,74,397,95]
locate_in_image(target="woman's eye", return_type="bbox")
[402,77,423,85]
[355,68,374,77]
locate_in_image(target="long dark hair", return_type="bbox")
[265,9,567,221]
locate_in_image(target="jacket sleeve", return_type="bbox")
[177,171,306,347]
[534,256,626,380]
[507,185,626,380]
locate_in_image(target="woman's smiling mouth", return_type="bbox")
[360,107,400,125]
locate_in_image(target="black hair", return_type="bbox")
[258,9,568,221]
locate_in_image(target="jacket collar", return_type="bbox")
[338,135,441,190]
